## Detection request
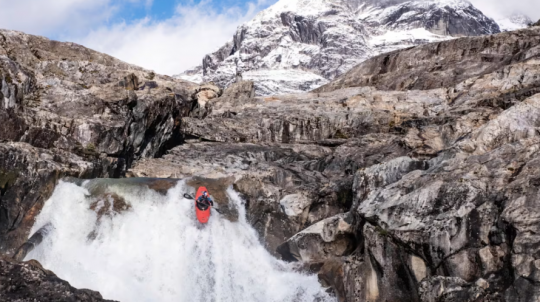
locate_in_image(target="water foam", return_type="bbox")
[25,180,334,302]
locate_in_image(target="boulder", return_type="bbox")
[277,213,356,263]
[191,83,222,118]
[0,255,115,301]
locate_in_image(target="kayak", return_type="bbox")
[195,186,211,224]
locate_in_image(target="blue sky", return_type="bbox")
[0,0,537,76]
[0,0,278,75]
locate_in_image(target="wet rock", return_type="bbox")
[317,259,347,302]
[0,142,118,254]
[12,224,52,262]
[145,178,178,195]
[89,193,131,219]
[0,255,115,301]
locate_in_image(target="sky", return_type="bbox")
[0,0,538,76]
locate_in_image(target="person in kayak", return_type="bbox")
[196,191,214,211]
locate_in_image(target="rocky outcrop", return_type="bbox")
[135,26,540,301]
[315,26,540,93]
[2,19,540,302]
[0,29,197,164]
[0,255,114,301]
[0,29,201,256]
[0,142,118,254]
[277,213,356,263]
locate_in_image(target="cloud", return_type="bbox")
[469,0,540,21]
[0,0,117,37]
[71,0,538,76]
[73,0,271,76]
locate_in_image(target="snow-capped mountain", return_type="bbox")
[176,0,503,96]
[495,13,532,32]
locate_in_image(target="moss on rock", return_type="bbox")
[0,169,18,192]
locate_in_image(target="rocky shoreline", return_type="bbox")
[1,24,540,301]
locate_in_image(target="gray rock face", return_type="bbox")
[315,26,540,92]
[0,255,115,301]
[137,26,540,301]
[0,29,201,256]
[3,22,540,302]
[176,0,502,96]
[0,29,197,163]
[0,142,118,254]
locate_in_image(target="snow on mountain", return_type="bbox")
[176,0,502,96]
[496,13,532,32]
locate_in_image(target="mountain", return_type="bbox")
[176,0,502,95]
[495,13,533,32]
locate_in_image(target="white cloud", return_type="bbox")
[0,0,117,37]
[74,0,271,76]
[72,0,538,76]
[469,0,540,21]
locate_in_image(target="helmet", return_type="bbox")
[203,191,208,196]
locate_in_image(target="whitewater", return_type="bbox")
[25,179,335,302]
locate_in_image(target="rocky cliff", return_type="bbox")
[2,23,540,302]
[0,29,198,256]
[137,26,540,301]
[176,0,505,96]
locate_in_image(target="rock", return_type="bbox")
[192,83,222,118]
[277,213,356,263]
[0,29,199,254]
[12,224,52,262]
[315,27,540,93]
[0,255,115,301]
[122,73,139,91]
[419,276,488,302]
[318,259,347,302]
[279,193,311,217]
[0,29,198,164]
[0,142,118,254]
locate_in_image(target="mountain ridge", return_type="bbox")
[175,0,515,95]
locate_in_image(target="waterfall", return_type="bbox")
[25,180,335,302]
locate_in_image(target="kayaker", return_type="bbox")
[196,191,214,210]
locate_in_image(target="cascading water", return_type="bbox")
[25,179,335,302]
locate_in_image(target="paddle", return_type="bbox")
[183,193,222,214]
